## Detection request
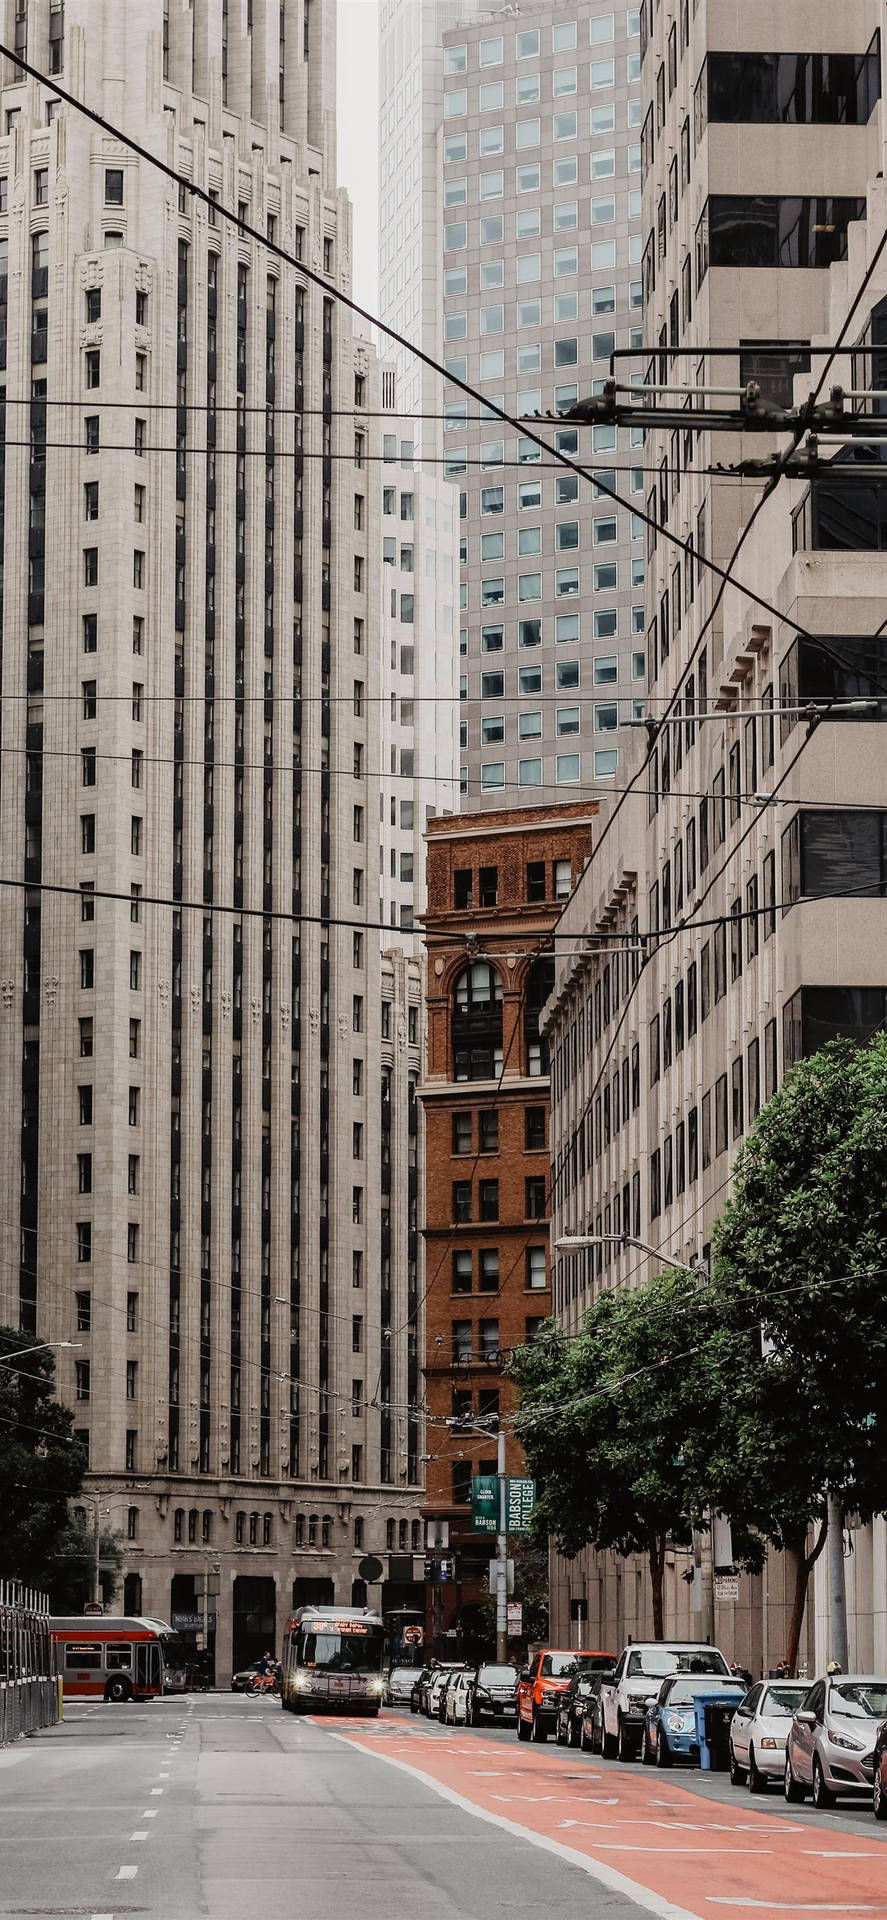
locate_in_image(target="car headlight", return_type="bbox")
[665,1713,691,1733]
[295,1674,310,1691]
[759,1737,778,1750]
[626,1689,650,1705]
[370,1677,386,1694]
[830,1731,865,1752]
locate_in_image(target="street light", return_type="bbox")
[444,1413,509,1662]
[0,1341,82,1371]
[555,1234,708,1281]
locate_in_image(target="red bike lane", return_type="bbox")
[320,1716,887,1920]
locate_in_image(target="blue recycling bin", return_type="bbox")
[693,1688,746,1770]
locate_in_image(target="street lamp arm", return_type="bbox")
[554,1234,707,1281]
[0,1340,82,1371]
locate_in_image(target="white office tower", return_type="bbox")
[0,0,426,1681]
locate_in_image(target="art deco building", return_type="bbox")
[0,0,424,1680]
[544,0,885,1671]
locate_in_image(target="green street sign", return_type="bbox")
[505,1477,536,1534]
[470,1474,498,1534]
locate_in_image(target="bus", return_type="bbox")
[50,1616,189,1701]
[280,1606,386,1716]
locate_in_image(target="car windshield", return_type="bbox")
[666,1677,738,1706]
[576,1653,616,1672]
[762,1685,807,1716]
[478,1666,516,1684]
[628,1647,729,1678]
[389,1669,414,1684]
[831,1681,887,1719]
[540,1654,577,1678]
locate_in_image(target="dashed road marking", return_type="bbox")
[129,1830,149,1841]
[141,1810,158,1818]
[149,1787,163,1795]
[115,1864,138,1880]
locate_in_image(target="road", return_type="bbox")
[0,1694,885,1920]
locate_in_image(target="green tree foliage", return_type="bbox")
[49,1512,124,1614]
[702,1035,887,1665]
[510,1270,711,1637]
[0,1328,86,1589]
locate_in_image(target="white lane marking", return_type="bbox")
[323,1732,704,1920]
[803,1851,883,1859]
[149,1787,163,1795]
[129,1831,149,1841]
[0,1753,29,1770]
[592,1846,773,1856]
[142,1810,158,1818]
[115,1865,138,1880]
[707,1905,887,1913]
[92,1912,115,1917]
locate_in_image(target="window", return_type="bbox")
[526,1245,547,1288]
[128,1086,140,1126]
[84,547,98,586]
[76,1361,91,1402]
[516,118,541,149]
[556,754,580,783]
[705,196,865,275]
[79,949,94,990]
[105,168,124,204]
[480,82,503,112]
[85,349,100,388]
[76,1220,92,1264]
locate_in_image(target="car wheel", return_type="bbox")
[873,1764,887,1822]
[748,1747,767,1794]
[470,1706,480,1728]
[730,1746,747,1787]
[602,1725,618,1759]
[105,1677,131,1704]
[410,1699,418,1714]
[569,1718,581,1749]
[656,1730,672,1769]
[617,1716,636,1763]
[812,1757,836,1810]
[531,1712,548,1743]
[580,1723,591,1752]
[784,1754,806,1803]
[556,1718,567,1746]
[517,1713,531,1742]
[641,1730,655,1767]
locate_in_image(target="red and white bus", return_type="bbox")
[50,1615,189,1701]
[280,1606,386,1715]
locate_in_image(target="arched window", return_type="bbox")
[248,1512,258,1546]
[452,962,503,1081]
[398,1518,408,1551]
[411,1519,420,1551]
[295,1513,305,1547]
[321,1514,332,1548]
[351,1578,368,1607]
[263,1512,273,1546]
[173,1508,184,1543]
[308,1513,318,1547]
[353,1515,364,1549]
[385,1517,395,1549]
[235,1512,244,1545]
[202,1510,212,1543]
[188,1509,197,1543]
[524,955,555,1076]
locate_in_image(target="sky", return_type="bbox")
[336,0,381,317]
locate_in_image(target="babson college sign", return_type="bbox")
[471,1476,536,1535]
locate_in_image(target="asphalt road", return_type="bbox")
[0,1694,883,1920]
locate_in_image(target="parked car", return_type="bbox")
[232,1661,264,1693]
[641,1674,745,1768]
[517,1648,615,1744]
[442,1669,474,1725]
[785,1674,887,1809]
[470,1663,518,1725]
[411,1666,432,1713]
[599,1641,732,1761]
[729,1681,807,1790]
[385,1666,419,1707]
[428,1664,467,1719]
[557,1670,610,1748]
[873,1716,887,1820]
[578,1673,612,1753]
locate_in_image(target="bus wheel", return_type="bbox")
[106,1677,132,1704]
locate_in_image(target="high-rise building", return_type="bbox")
[419,802,596,1653]
[0,0,424,1681]
[438,1,645,806]
[543,0,884,1671]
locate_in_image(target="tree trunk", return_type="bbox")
[648,1533,666,1639]
[784,1518,828,1674]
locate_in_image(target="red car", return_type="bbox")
[517,1648,616,1743]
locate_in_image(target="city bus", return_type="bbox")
[280,1606,386,1715]
[50,1615,189,1701]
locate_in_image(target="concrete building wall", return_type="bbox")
[0,0,423,1680]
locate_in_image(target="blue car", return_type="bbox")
[641,1674,745,1767]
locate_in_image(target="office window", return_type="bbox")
[519,759,542,786]
[105,168,124,204]
[516,118,541,149]
[516,164,541,192]
[556,754,580,783]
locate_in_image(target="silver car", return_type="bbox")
[729,1681,807,1790]
[785,1674,887,1809]
[385,1666,419,1707]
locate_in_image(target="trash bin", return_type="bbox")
[693,1689,746,1771]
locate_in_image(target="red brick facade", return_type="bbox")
[420,803,597,1656]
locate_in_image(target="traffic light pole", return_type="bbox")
[496,1425,507,1663]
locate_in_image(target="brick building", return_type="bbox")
[420,802,596,1653]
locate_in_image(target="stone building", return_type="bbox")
[0,0,424,1680]
[419,802,595,1652]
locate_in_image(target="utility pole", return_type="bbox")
[91,1503,101,1608]
[826,1491,849,1670]
[496,1423,507,1663]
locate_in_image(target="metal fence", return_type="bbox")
[0,1583,58,1745]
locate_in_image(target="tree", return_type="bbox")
[49,1510,124,1614]
[700,1035,887,1668]
[0,1328,87,1589]
[510,1269,716,1637]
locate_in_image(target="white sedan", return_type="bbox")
[443,1670,474,1725]
[730,1680,808,1790]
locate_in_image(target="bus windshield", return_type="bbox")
[301,1627,384,1673]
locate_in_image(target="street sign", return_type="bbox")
[507,1602,523,1635]
[505,1477,536,1533]
[172,1612,203,1632]
[486,1560,514,1596]
[714,1573,739,1604]
[403,1625,423,1646]
[358,1555,384,1583]
[82,1601,103,1616]
[471,1474,498,1535]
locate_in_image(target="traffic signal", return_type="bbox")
[424,1558,434,1583]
